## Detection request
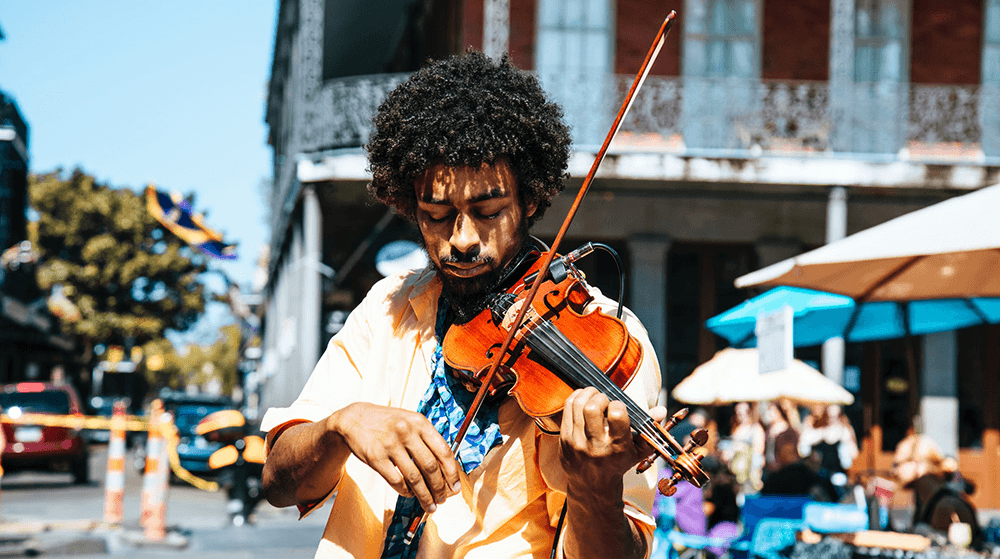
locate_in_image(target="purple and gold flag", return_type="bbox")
[145,185,237,260]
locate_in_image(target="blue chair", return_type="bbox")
[729,495,811,559]
[652,489,746,559]
[748,518,804,559]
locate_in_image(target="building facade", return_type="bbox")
[262,0,1000,506]
[0,91,77,384]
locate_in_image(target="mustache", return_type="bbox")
[439,253,494,265]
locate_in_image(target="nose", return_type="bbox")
[450,213,481,257]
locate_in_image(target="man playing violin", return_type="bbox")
[261,51,666,559]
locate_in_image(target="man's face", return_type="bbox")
[415,160,536,301]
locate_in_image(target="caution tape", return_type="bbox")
[2,412,148,432]
[3,412,221,493]
[159,422,219,492]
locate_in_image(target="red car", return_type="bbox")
[0,382,90,484]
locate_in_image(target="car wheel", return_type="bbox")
[72,453,91,485]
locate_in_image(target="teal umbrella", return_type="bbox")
[707,286,1000,348]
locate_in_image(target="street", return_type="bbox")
[0,443,329,557]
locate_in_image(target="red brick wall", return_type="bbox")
[762,0,830,80]
[616,2,682,76]
[509,0,536,70]
[463,0,484,52]
[910,0,982,85]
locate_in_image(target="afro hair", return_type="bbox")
[365,51,571,226]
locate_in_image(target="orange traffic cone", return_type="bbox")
[103,400,127,524]
[141,400,167,540]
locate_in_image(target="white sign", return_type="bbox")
[756,305,794,374]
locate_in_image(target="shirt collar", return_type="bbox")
[408,267,442,332]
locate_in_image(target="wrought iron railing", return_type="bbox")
[291,73,1000,160]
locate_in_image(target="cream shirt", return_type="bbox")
[261,267,662,559]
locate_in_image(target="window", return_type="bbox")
[534,0,615,146]
[535,0,613,77]
[986,0,1000,86]
[683,0,760,78]
[853,0,906,82]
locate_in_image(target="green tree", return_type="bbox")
[30,169,207,350]
[140,324,241,395]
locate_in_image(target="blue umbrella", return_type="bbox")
[707,286,1000,348]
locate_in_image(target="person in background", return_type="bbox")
[798,404,858,483]
[700,456,741,556]
[722,401,765,496]
[763,399,800,478]
[893,434,983,550]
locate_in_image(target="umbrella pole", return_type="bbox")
[901,302,920,434]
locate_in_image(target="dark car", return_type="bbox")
[0,382,91,484]
[159,392,236,475]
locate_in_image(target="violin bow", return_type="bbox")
[405,11,677,545]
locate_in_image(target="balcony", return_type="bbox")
[300,73,1000,164]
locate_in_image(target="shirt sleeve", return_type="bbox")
[258,278,382,519]
[259,281,377,434]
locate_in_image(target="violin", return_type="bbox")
[443,246,710,495]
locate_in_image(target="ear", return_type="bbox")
[525,200,539,219]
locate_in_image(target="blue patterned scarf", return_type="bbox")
[379,300,504,559]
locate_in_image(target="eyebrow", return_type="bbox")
[420,188,506,205]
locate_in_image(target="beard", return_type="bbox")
[432,221,532,325]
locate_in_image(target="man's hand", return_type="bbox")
[330,402,462,512]
[558,387,665,491]
[557,387,666,559]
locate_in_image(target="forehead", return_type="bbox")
[415,161,518,204]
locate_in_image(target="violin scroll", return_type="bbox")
[633,407,711,496]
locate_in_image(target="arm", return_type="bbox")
[798,426,820,458]
[559,387,664,559]
[263,402,463,513]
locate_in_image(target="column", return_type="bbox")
[920,331,958,457]
[828,0,855,152]
[483,0,510,60]
[823,187,848,386]
[301,186,323,383]
[627,236,671,391]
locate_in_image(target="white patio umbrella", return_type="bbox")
[735,182,1000,300]
[672,348,853,406]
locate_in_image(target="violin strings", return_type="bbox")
[527,322,645,420]
[517,316,665,447]
[525,322,666,447]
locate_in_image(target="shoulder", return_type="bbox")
[365,266,434,303]
[356,267,438,323]
[583,283,649,339]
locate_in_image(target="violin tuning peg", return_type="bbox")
[691,428,709,447]
[657,469,685,496]
[662,408,688,432]
[635,455,657,474]
[657,476,678,497]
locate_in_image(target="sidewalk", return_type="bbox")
[0,500,327,557]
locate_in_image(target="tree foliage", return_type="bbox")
[30,169,207,347]
[141,324,241,395]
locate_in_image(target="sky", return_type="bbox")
[1,2,279,344]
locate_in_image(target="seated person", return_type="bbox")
[893,434,983,549]
[760,451,838,502]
